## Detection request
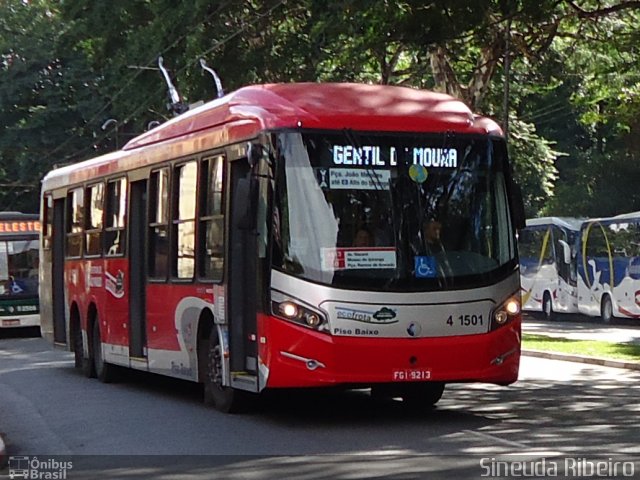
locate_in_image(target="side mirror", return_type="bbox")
[558,239,571,264]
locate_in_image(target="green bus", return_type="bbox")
[0,212,40,330]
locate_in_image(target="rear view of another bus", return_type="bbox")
[0,212,41,332]
[518,217,583,320]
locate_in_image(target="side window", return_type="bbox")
[199,155,225,280]
[85,183,104,257]
[541,227,554,265]
[42,194,53,250]
[584,223,609,287]
[148,168,170,279]
[173,161,197,279]
[66,187,84,258]
[105,178,127,256]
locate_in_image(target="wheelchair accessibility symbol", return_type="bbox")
[414,256,437,278]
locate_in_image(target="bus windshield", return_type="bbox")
[272,131,517,291]
[0,239,39,297]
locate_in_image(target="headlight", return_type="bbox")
[272,293,328,332]
[491,294,521,331]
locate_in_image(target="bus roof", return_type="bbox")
[525,217,585,231]
[124,83,502,151]
[584,211,640,225]
[0,211,38,220]
[43,83,503,191]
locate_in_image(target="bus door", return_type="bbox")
[52,198,66,344]
[228,158,259,386]
[128,179,147,358]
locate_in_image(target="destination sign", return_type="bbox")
[332,145,458,168]
[0,221,41,234]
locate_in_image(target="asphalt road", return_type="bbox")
[1,331,639,479]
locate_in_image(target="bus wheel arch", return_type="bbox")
[542,291,554,321]
[601,294,613,323]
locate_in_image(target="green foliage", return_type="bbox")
[523,334,640,362]
[0,0,105,212]
[2,0,640,219]
[508,117,560,216]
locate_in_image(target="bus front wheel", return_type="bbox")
[601,295,613,323]
[400,382,445,408]
[203,333,247,413]
[372,382,445,408]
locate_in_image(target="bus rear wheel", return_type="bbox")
[92,318,117,383]
[601,295,613,323]
[542,292,554,321]
[203,333,247,413]
[74,323,95,378]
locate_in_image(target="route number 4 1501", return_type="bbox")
[447,314,483,326]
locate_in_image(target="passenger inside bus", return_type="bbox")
[352,227,374,247]
[422,218,445,254]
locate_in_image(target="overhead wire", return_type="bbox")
[51,0,288,167]
[40,0,235,166]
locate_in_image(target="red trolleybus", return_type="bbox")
[0,212,41,331]
[40,83,524,412]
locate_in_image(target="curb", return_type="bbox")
[522,349,640,371]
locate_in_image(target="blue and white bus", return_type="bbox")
[577,211,640,322]
[518,217,583,320]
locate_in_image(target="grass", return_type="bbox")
[522,334,640,363]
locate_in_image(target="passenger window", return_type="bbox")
[105,178,127,256]
[173,161,197,279]
[42,194,53,250]
[65,188,84,258]
[148,168,169,279]
[85,183,104,257]
[199,155,225,280]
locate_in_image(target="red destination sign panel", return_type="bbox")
[0,221,41,233]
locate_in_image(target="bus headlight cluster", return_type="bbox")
[273,299,328,332]
[491,295,521,330]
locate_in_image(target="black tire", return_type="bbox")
[542,292,555,321]
[73,322,95,378]
[92,318,117,383]
[203,332,247,413]
[401,382,445,409]
[601,295,613,323]
[73,322,83,369]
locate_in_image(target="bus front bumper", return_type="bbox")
[258,314,521,389]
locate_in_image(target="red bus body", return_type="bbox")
[40,83,522,409]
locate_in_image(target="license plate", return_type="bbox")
[392,369,431,381]
[2,319,20,326]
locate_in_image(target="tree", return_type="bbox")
[0,0,106,212]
